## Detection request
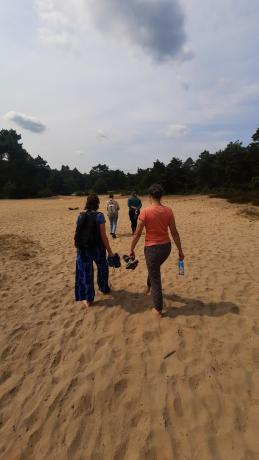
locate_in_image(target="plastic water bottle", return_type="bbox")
[178,259,184,276]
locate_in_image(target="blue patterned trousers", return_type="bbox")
[75,246,110,302]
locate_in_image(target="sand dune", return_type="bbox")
[0,195,259,460]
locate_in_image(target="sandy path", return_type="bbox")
[0,195,259,460]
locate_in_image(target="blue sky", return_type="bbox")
[1,0,259,172]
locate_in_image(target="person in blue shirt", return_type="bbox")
[75,194,114,308]
[128,191,142,234]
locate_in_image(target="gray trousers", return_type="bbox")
[144,242,171,311]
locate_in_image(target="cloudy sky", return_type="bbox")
[1,0,259,172]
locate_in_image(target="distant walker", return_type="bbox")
[128,191,142,234]
[106,193,120,239]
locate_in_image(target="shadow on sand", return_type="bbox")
[117,232,133,239]
[95,290,240,318]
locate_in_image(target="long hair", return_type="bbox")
[84,194,100,211]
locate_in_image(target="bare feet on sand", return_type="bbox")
[83,300,93,308]
[152,308,162,317]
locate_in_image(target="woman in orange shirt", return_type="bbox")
[130,184,184,316]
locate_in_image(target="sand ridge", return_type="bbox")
[0,195,259,460]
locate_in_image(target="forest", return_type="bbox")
[0,128,259,204]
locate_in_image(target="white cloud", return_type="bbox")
[3,111,46,133]
[189,81,259,124]
[39,28,76,48]
[35,0,82,48]
[75,149,85,156]
[96,129,109,140]
[166,124,189,138]
[176,74,190,91]
[1,0,258,172]
[35,0,191,61]
[88,0,189,62]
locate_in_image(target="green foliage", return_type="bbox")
[37,188,53,198]
[251,176,259,189]
[0,127,259,202]
[93,177,108,194]
[212,190,259,207]
[1,181,16,198]
[252,127,259,143]
[73,190,86,196]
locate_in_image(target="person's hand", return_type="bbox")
[178,250,184,260]
[130,250,135,260]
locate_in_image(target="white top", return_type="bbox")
[106,199,120,217]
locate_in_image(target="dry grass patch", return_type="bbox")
[239,207,259,221]
[0,234,39,260]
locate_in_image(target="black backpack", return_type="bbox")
[74,211,101,250]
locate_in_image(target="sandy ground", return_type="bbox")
[0,195,259,460]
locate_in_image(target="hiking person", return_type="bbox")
[106,193,120,239]
[129,184,184,317]
[128,191,142,234]
[75,194,114,307]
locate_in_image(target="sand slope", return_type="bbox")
[0,195,259,460]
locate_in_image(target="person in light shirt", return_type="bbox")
[130,184,184,316]
[106,193,120,239]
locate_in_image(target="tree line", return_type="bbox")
[0,127,259,200]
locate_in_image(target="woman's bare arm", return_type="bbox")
[169,217,184,259]
[100,223,113,256]
[130,220,145,258]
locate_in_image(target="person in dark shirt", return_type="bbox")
[128,191,142,234]
[75,194,114,308]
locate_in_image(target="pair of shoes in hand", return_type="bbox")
[123,255,138,270]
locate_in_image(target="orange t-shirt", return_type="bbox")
[139,205,174,247]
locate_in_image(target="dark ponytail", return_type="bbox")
[148,184,164,200]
